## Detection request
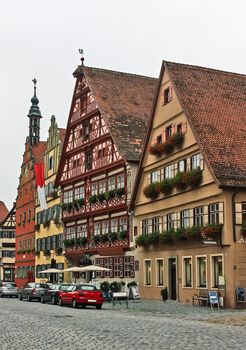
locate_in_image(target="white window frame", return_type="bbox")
[144,259,152,287]
[196,255,207,289]
[156,258,164,287]
[210,254,224,289]
[182,256,193,288]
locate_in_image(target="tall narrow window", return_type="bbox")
[197,256,207,288]
[93,222,101,236]
[85,151,92,170]
[209,203,219,224]
[194,207,203,226]
[178,159,186,173]
[156,259,164,286]
[242,202,246,224]
[151,170,159,183]
[108,177,115,191]
[163,87,172,105]
[117,174,124,189]
[211,255,223,288]
[165,125,172,140]
[191,153,203,170]
[144,260,152,286]
[181,210,190,228]
[182,257,192,287]
[48,156,53,170]
[119,217,127,232]
[167,213,175,231]
[153,216,161,233]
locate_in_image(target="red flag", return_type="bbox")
[34,164,47,210]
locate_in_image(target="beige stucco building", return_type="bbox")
[130,61,246,308]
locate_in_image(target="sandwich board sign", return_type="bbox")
[208,291,220,310]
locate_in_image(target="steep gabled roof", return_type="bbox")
[165,61,246,187]
[75,66,158,162]
[0,202,15,228]
[129,60,246,210]
[0,201,8,223]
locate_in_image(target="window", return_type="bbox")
[91,182,98,196]
[209,203,219,224]
[114,258,120,278]
[165,125,172,140]
[64,190,73,203]
[124,257,132,278]
[242,202,246,224]
[77,224,87,238]
[74,186,84,199]
[211,255,223,288]
[197,256,207,288]
[157,135,162,144]
[194,207,203,226]
[165,165,173,179]
[181,210,190,229]
[191,153,203,170]
[142,219,150,235]
[144,260,152,286]
[102,221,109,235]
[28,209,31,222]
[182,257,192,287]
[156,259,164,286]
[167,213,175,231]
[153,216,161,233]
[108,177,115,191]
[151,170,159,183]
[85,151,92,170]
[163,87,172,105]
[119,217,127,232]
[177,123,183,134]
[99,180,106,194]
[94,222,100,236]
[48,156,53,170]
[117,174,124,189]
[111,218,118,233]
[178,159,186,173]
[65,226,76,240]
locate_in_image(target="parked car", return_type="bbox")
[0,282,18,298]
[40,283,74,305]
[18,282,50,301]
[59,284,104,309]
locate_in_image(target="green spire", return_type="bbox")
[28,78,42,117]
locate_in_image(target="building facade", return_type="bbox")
[131,61,246,308]
[0,203,16,282]
[15,81,46,288]
[35,116,68,283]
[55,62,157,284]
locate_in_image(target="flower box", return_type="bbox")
[143,183,159,200]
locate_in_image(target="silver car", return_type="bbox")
[18,282,50,301]
[0,282,18,298]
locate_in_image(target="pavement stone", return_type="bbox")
[0,298,246,349]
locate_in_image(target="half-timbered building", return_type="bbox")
[15,81,46,288]
[55,62,157,283]
[0,203,16,281]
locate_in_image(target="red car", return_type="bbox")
[58,284,104,309]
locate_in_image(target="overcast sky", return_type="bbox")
[0,0,245,210]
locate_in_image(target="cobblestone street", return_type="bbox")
[1,298,246,350]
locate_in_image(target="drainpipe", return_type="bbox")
[232,188,239,242]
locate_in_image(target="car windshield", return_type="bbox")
[59,285,71,291]
[51,284,60,290]
[77,285,97,291]
[5,283,16,288]
[66,285,75,292]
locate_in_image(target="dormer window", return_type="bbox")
[163,87,172,105]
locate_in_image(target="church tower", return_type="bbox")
[28,78,42,144]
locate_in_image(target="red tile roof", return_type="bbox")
[166,61,246,187]
[32,141,47,164]
[76,66,158,162]
[0,201,8,223]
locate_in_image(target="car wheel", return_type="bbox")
[81,304,86,309]
[72,299,77,308]
[0,292,3,298]
[41,295,45,304]
[18,293,23,301]
[96,304,102,310]
[27,294,31,302]
[59,298,63,306]
[51,296,56,305]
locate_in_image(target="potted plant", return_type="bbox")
[160,287,168,301]
[97,192,106,203]
[119,230,127,240]
[115,188,125,198]
[93,235,101,244]
[187,168,202,188]
[159,179,173,196]
[88,195,97,204]
[174,172,189,191]
[143,183,159,199]
[170,132,184,147]
[101,233,109,243]
[105,190,115,200]
[109,231,118,242]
